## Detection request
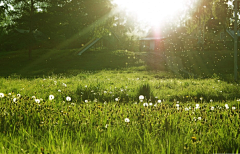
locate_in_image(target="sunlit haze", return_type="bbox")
[113,0,190,27]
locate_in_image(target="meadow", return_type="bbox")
[0,49,240,153]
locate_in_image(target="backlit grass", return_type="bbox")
[0,71,240,153]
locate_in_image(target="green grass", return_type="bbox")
[0,48,240,153]
[0,71,240,153]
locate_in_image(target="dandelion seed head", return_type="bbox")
[124,118,130,123]
[49,95,54,100]
[66,96,71,101]
[143,103,148,107]
[0,93,4,98]
[35,99,40,104]
[139,95,144,100]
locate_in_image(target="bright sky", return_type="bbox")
[112,0,191,27]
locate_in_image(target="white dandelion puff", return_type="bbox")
[124,118,130,123]
[49,95,54,101]
[13,98,17,103]
[0,93,4,98]
[139,95,144,100]
[35,99,40,104]
[66,96,71,102]
[225,104,229,109]
[143,103,148,107]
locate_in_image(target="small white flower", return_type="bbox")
[115,98,119,102]
[177,101,179,104]
[154,103,157,107]
[71,103,75,106]
[210,99,213,102]
[0,93,4,98]
[157,100,162,103]
[85,100,88,103]
[232,106,236,110]
[35,99,40,104]
[211,106,214,110]
[66,96,71,102]
[105,124,108,128]
[85,85,87,88]
[200,97,203,101]
[32,96,36,99]
[139,95,144,100]
[134,102,138,105]
[8,93,11,96]
[198,117,202,121]
[62,83,67,87]
[185,107,189,111]
[177,107,180,110]
[176,104,180,107]
[143,103,148,107]
[94,99,97,103]
[58,90,61,92]
[124,118,130,123]
[149,103,153,106]
[17,94,21,97]
[49,95,54,100]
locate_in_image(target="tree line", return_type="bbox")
[0,0,237,55]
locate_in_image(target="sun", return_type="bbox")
[113,0,189,27]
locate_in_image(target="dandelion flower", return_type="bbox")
[143,103,148,107]
[139,95,144,100]
[225,104,229,109]
[13,98,17,103]
[66,96,71,102]
[0,93,4,98]
[35,99,40,104]
[49,95,54,101]
[124,118,130,123]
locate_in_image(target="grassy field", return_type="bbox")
[0,49,240,153]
